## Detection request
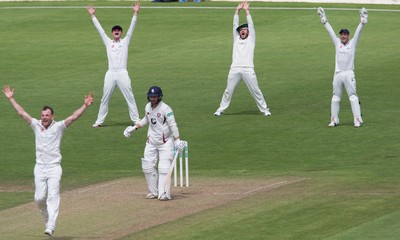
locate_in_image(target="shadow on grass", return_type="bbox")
[94,121,133,127]
[222,110,262,116]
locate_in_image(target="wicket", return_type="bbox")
[174,142,189,187]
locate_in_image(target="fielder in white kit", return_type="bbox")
[123,86,186,201]
[2,84,93,236]
[88,2,140,128]
[214,1,271,117]
[317,7,368,127]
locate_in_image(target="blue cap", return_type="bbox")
[339,28,350,35]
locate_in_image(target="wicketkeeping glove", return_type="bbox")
[360,7,368,24]
[123,126,137,138]
[317,7,327,24]
[174,140,186,152]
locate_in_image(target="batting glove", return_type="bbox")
[174,140,186,152]
[360,7,368,24]
[317,7,327,24]
[123,126,137,138]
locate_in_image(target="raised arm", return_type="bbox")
[243,1,255,38]
[64,93,94,127]
[242,1,250,16]
[2,84,33,125]
[352,8,368,47]
[352,22,365,48]
[233,2,243,37]
[87,6,109,44]
[317,8,337,45]
[324,22,337,45]
[124,1,140,43]
[133,1,140,17]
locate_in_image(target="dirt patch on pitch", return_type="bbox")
[0,183,33,193]
[0,176,306,239]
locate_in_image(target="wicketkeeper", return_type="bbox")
[123,86,186,201]
[317,7,368,127]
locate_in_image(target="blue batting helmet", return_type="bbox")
[147,86,163,102]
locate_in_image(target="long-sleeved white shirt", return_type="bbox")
[324,22,365,73]
[231,14,255,68]
[139,101,180,145]
[91,15,137,71]
[31,118,66,165]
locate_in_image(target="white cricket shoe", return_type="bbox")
[328,121,338,127]
[159,194,170,201]
[44,229,54,236]
[214,111,223,116]
[92,123,102,128]
[146,193,157,199]
[354,120,362,128]
[264,110,272,116]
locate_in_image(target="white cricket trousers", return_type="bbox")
[34,163,62,231]
[142,139,174,199]
[332,70,357,99]
[95,70,140,125]
[331,70,362,123]
[217,67,268,113]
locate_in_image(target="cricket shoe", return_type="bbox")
[214,111,223,116]
[44,229,54,236]
[92,123,102,128]
[146,193,157,199]
[264,110,272,116]
[328,121,338,127]
[354,120,362,128]
[159,194,170,201]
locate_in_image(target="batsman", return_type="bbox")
[123,86,186,201]
[317,7,368,127]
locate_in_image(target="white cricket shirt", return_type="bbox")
[31,118,66,165]
[139,101,179,145]
[231,14,256,68]
[91,15,137,71]
[324,22,365,73]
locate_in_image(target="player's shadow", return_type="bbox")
[25,235,96,240]
[223,110,262,116]
[97,121,134,127]
[48,236,104,239]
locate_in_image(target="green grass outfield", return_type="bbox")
[1,1,400,239]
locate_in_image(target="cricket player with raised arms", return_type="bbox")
[317,7,368,127]
[214,1,271,117]
[88,2,140,128]
[2,84,93,236]
[123,86,186,201]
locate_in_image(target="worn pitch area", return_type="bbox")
[0,176,306,239]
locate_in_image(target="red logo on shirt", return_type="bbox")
[112,45,114,48]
